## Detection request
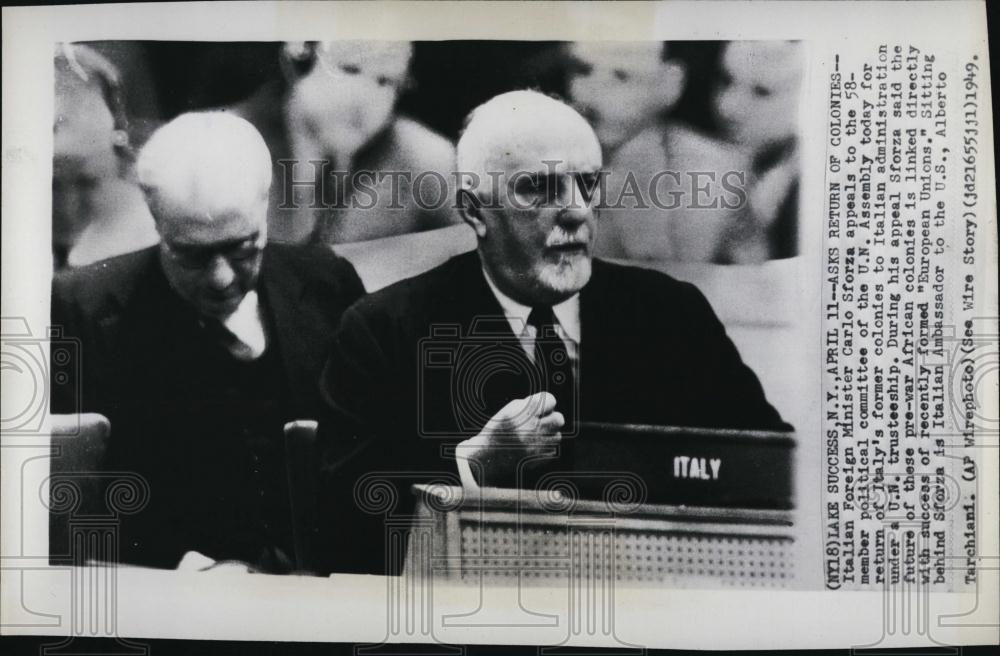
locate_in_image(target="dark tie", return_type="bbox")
[526,306,577,437]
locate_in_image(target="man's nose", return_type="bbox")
[206,255,236,290]
[555,175,594,224]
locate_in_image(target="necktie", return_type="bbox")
[526,306,576,436]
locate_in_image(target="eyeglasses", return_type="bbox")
[511,171,604,208]
[163,233,263,270]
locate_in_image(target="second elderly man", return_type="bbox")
[52,112,365,572]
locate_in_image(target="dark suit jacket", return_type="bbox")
[51,244,364,571]
[316,251,789,575]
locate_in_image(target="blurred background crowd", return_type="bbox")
[53,40,802,271]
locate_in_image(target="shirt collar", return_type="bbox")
[222,289,259,324]
[219,290,267,359]
[481,266,581,344]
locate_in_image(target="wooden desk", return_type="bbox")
[406,485,797,588]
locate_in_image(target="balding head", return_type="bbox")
[137,112,271,242]
[137,112,271,318]
[457,90,601,201]
[456,90,602,307]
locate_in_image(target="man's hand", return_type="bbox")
[456,392,564,488]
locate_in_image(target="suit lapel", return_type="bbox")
[113,250,202,358]
[578,259,632,422]
[579,261,605,418]
[96,251,214,410]
[443,251,518,336]
[436,253,537,432]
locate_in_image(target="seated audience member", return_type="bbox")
[316,90,789,575]
[566,41,688,259]
[53,44,158,269]
[228,41,461,244]
[578,42,732,261]
[51,112,365,572]
[600,41,801,263]
[567,41,686,157]
[711,41,802,264]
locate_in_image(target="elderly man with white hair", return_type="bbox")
[51,112,365,573]
[315,90,788,576]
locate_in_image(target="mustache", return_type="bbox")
[546,227,591,249]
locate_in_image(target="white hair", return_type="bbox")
[456,90,598,197]
[136,112,272,221]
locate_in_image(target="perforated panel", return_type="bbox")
[457,523,793,587]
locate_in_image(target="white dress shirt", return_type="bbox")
[481,267,581,367]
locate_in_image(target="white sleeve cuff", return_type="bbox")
[455,441,481,490]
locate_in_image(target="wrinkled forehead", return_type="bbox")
[139,113,272,228]
[315,41,413,79]
[571,41,664,74]
[722,41,802,91]
[459,92,603,190]
[484,115,602,177]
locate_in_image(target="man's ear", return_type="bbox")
[457,188,487,238]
